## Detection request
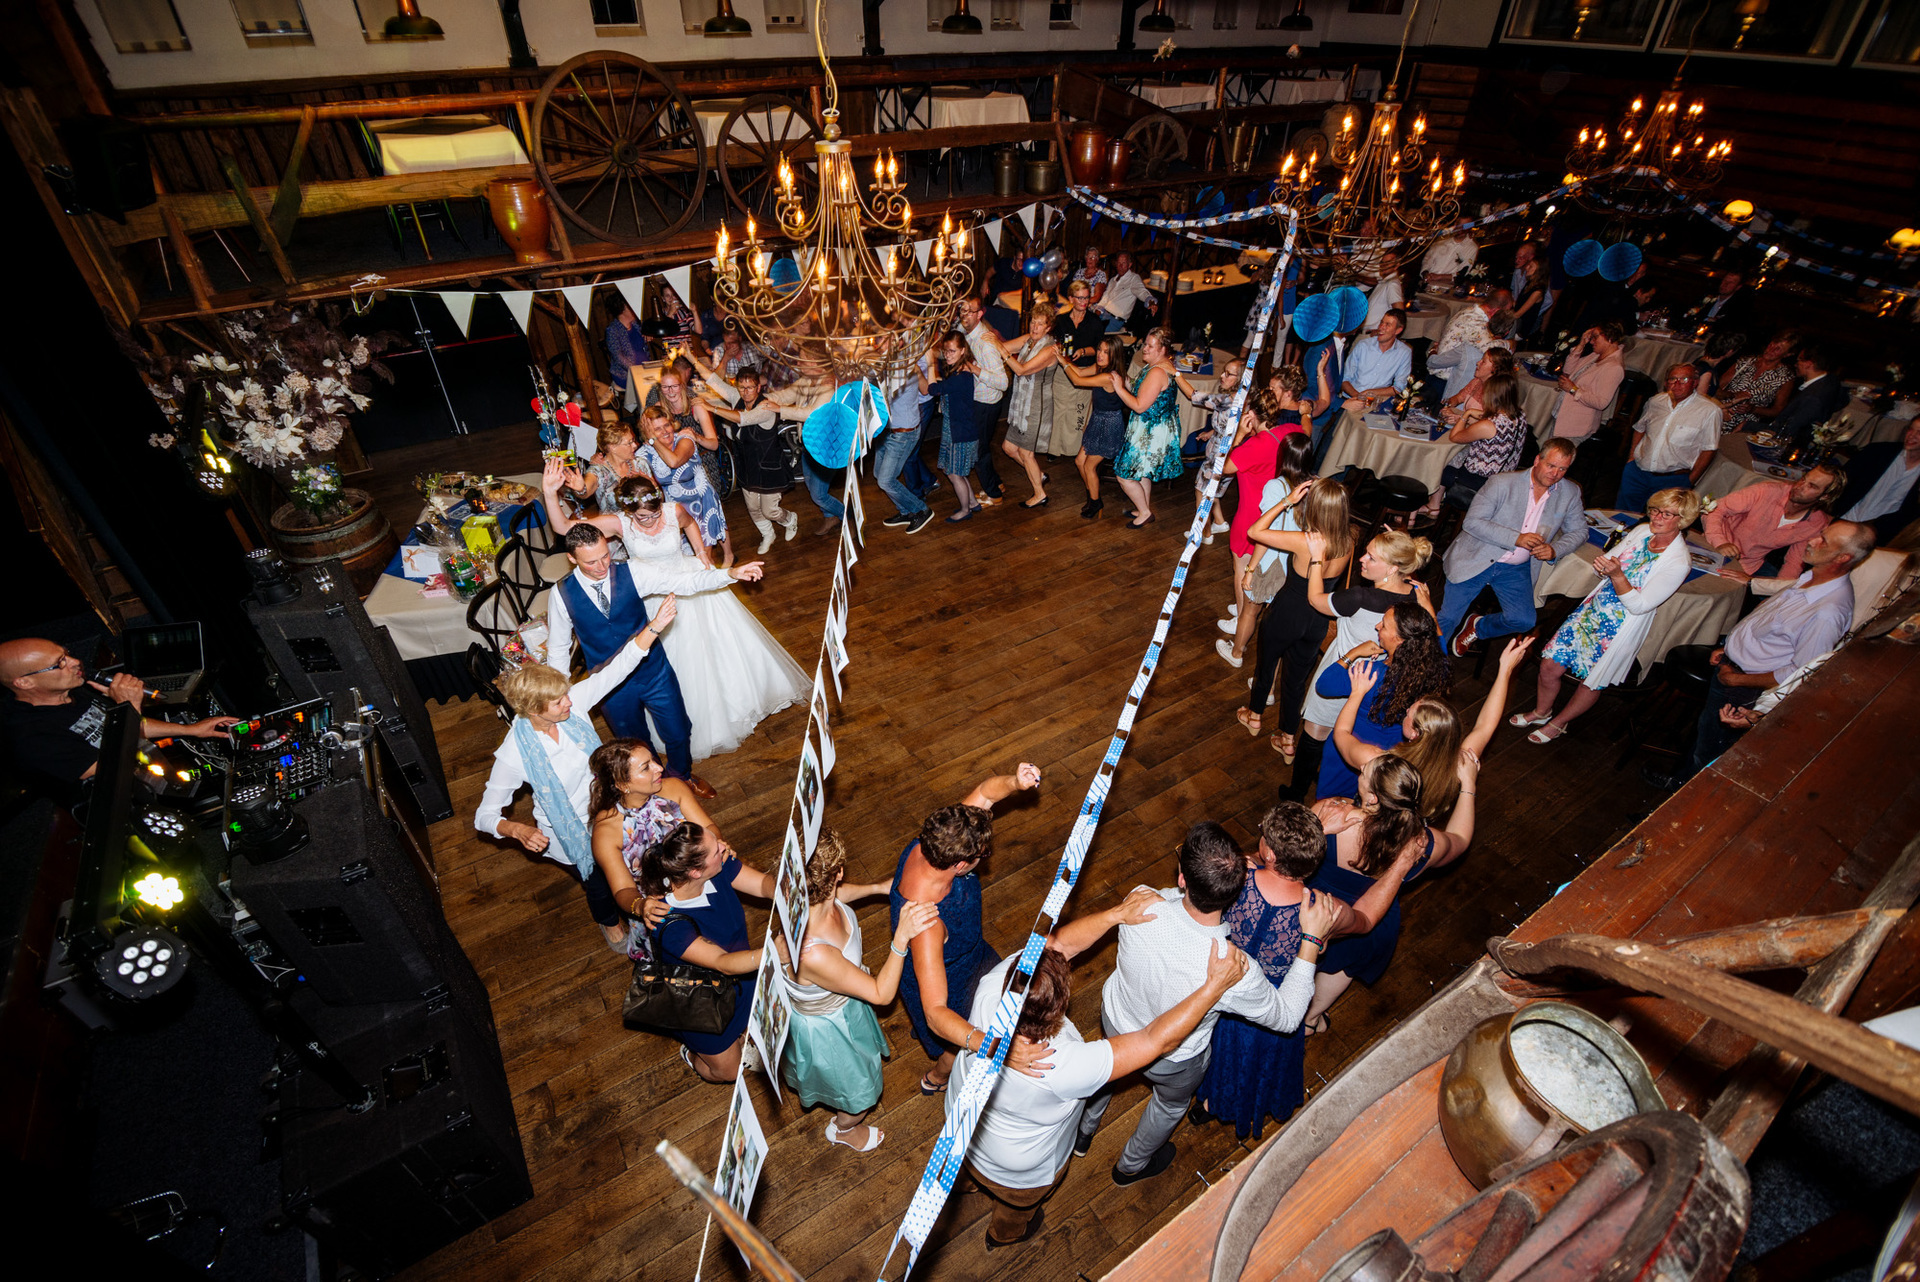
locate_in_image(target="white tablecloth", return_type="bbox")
[928,91,1030,131]
[1533,528,1746,680]
[1695,433,1801,500]
[693,101,799,151]
[1621,332,1705,379]
[1516,371,1567,444]
[370,115,527,175]
[1319,409,1454,493]
[364,472,544,662]
[1272,77,1349,105]
[1138,83,1217,112]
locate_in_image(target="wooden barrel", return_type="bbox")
[269,488,399,596]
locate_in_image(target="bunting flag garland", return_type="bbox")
[982,218,1004,251]
[615,275,652,320]
[877,201,1300,1282]
[913,238,934,274]
[663,263,694,309]
[1015,202,1038,240]
[499,289,535,334]
[560,283,597,327]
[435,291,476,337]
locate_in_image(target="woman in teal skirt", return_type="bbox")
[782,829,939,1152]
[1110,327,1186,528]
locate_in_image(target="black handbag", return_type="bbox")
[621,911,739,1036]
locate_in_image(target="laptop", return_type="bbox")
[122,621,206,708]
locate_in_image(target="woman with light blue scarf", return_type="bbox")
[474,599,677,950]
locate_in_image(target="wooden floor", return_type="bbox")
[381,424,1677,1282]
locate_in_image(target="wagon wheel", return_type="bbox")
[717,94,821,225]
[1124,112,1188,180]
[532,51,708,244]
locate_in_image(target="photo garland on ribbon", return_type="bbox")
[714,1075,768,1218]
[746,948,793,1103]
[879,204,1299,1280]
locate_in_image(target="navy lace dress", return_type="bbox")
[890,840,1001,1059]
[1193,875,1307,1138]
[1308,830,1432,986]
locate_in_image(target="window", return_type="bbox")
[990,0,1020,30]
[1254,0,1286,29]
[95,0,191,52]
[1858,0,1920,70]
[1502,0,1663,50]
[1655,0,1867,65]
[766,0,807,29]
[231,0,311,45]
[1212,0,1238,29]
[592,0,644,37]
[1169,0,1194,29]
[1049,1,1075,29]
[353,0,444,40]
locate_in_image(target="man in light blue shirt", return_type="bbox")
[1339,309,1411,404]
[876,362,937,534]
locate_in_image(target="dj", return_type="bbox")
[0,638,237,803]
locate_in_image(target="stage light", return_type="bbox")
[134,872,185,911]
[245,549,300,605]
[95,924,189,1000]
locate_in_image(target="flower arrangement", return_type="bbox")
[120,305,395,518]
[1809,415,1849,452]
[1460,262,1489,282]
[288,462,343,516]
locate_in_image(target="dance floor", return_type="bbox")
[376,424,1675,1282]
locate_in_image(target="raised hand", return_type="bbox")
[1496,634,1535,672]
[1015,762,1043,790]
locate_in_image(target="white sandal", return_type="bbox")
[826,1119,885,1153]
[1507,710,1553,729]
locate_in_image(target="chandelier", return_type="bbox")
[1270,94,1465,284]
[1566,76,1731,213]
[712,0,972,385]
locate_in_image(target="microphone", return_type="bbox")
[89,669,162,701]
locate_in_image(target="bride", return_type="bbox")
[540,461,809,760]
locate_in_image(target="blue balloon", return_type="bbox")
[1562,238,1604,278]
[1334,285,1370,334]
[804,381,885,467]
[1292,293,1339,344]
[1599,241,1644,283]
[1022,256,1044,278]
[769,256,802,293]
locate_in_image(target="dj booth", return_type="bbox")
[41,556,529,1278]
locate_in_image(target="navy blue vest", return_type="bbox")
[558,564,649,667]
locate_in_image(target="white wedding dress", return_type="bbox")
[619,509,810,760]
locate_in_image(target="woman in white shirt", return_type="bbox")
[943,919,1249,1249]
[474,609,674,948]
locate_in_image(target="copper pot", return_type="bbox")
[485,177,554,265]
[1437,1001,1664,1188]
[1071,124,1109,186]
[1104,137,1133,188]
[1023,158,1062,195]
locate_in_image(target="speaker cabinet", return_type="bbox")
[279,991,530,1278]
[232,782,489,1025]
[245,562,452,821]
[57,115,156,220]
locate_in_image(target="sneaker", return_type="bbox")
[757,530,776,555]
[1072,1130,1094,1159]
[882,512,913,528]
[1216,618,1236,636]
[1112,1141,1177,1186]
[1450,614,1482,659]
[1226,603,1239,618]
[906,509,936,535]
[782,512,800,541]
[1215,639,1244,668]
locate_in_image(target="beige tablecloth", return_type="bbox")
[928,91,1030,131]
[1319,409,1455,492]
[693,101,800,150]
[1138,83,1217,112]
[364,471,543,662]
[1533,529,1746,680]
[1695,433,1795,500]
[1620,332,1704,379]
[1516,371,1565,444]
[370,115,527,175]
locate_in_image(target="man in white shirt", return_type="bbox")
[1644,520,1874,790]
[1617,363,1723,513]
[1421,225,1479,285]
[957,296,1011,504]
[1069,823,1337,1185]
[947,926,1247,1248]
[1097,251,1157,336]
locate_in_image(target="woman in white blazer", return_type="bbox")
[1513,488,1701,742]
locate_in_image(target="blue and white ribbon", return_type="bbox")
[878,199,1299,1281]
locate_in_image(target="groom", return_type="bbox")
[544,523,764,799]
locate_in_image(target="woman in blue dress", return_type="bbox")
[889,763,1042,1094]
[919,330,982,523]
[639,820,771,1083]
[1308,602,1451,802]
[1305,751,1479,1033]
[638,403,732,565]
[1110,327,1186,527]
[1064,337,1128,518]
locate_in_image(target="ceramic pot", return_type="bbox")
[1071,124,1109,187]
[486,177,554,265]
[1104,137,1132,187]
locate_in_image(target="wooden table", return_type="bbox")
[1319,408,1455,493]
[1696,433,1805,500]
[1533,521,1747,681]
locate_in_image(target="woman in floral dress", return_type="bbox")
[638,404,732,565]
[1109,327,1185,528]
[1517,488,1699,743]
